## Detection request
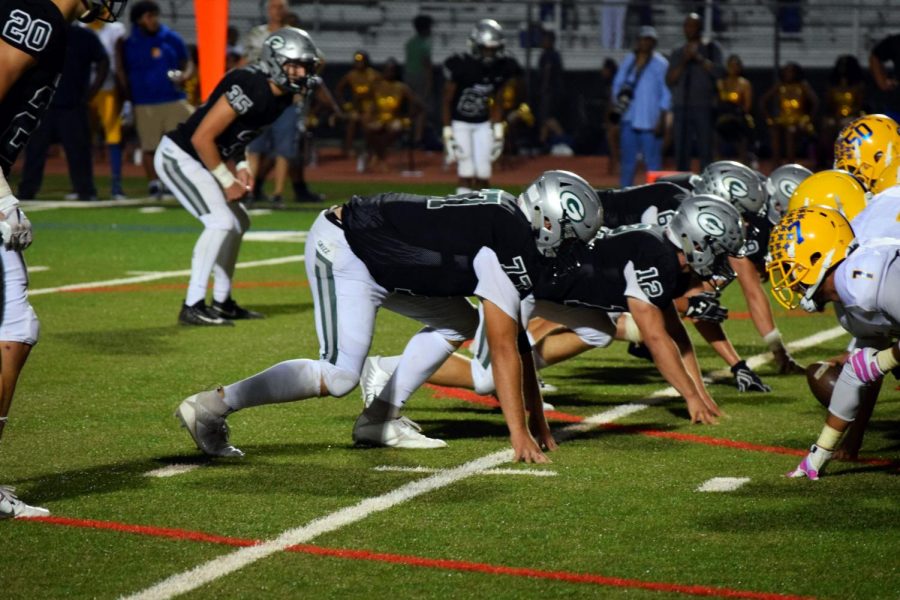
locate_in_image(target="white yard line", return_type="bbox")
[121,326,848,599]
[696,477,751,492]
[20,198,153,211]
[144,465,202,478]
[373,465,557,477]
[29,256,303,296]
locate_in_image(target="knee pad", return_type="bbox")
[320,361,359,397]
[471,357,496,395]
[616,312,643,343]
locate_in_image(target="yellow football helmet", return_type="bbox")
[767,206,855,310]
[872,161,900,195]
[785,169,868,221]
[833,114,900,192]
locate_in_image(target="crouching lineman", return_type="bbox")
[0,0,128,519]
[363,194,746,429]
[175,170,602,463]
[156,27,322,326]
[768,202,900,480]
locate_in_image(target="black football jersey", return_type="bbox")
[655,172,697,191]
[443,53,520,123]
[167,66,294,162]
[537,225,689,312]
[599,182,690,230]
[341,190,543,298]
[0,0,67,174]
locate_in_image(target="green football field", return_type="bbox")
[2,178,898,599]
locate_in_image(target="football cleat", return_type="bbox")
[179,301,234,327]
[210,298,265,320]
[0,486,49,519]
[352,413,447,449]
[361,356,392,408]
[786,444,833,480]
[175,390,244,457]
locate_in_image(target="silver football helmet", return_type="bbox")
[259,28,323,94]
[694,160,768,218]
[666,194,746,284]
[518,170,603,257]
[765,163,813,224]
[468,19,505,64]
[79,0,127,22]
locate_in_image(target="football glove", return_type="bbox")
[0,207,32,251]
[848,347,886,384]
[731,360,771,392]
[442,125,461,164]
[490,121,505,162]
[684,292,728,323]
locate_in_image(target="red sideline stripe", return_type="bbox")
[19,516,814,600]
[25,515,258,547]
[425,385,898,467]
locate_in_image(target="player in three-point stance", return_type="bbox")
[0,0,128,519]
[176,170,602,463]
[156,27,323,326]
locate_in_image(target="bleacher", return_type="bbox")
[162,0,900,71]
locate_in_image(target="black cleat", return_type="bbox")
[210,297,265,320]
[179,301,234,326]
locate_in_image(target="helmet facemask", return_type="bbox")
[78,0,127,23]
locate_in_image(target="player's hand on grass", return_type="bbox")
[529,413,558,452]
[686,396,719,425]
[510,431,550,463]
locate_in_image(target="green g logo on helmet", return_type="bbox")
[561,190,586,222]
[267,35,285,50]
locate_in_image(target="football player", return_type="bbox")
[768,202,900,480]
[155,28,323,326]
[175,170,602,464]
[443,19,520,194]
[0,0,128,520]
[364,195,747,427]
[833,113,900,194]
[592,175,774,391]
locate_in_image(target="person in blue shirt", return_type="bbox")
[611,26,671,187]
[116,0,194,198]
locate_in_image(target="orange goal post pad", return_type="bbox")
[193,0,228,101]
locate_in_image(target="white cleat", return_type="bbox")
[361,356,392,408]
[538,378,558,394]
[175,390,244,458]
[352,413,447,449]
[0,486,50,519]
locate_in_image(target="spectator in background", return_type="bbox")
[870,32,900,121]
[244,0,288,62]
[538,28,565,150]
[714,54,755,166]
[599,0,627,50]
[117,1,195,198]
[244,0,294,204]
[600,58,619,174]
[87,13,128,200]
[405,14,434,147]
[666,12,723,172]
[760,62,818,165]
[18,24,108,201]
[613,26,670,187]
[335,51,381,162]
[364,59,422,172]
[818,55,865,168]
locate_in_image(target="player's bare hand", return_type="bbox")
[528,414,558,451]
[236,167,253,191]
[224,181,247,202]
[511,433,550,463]
[687,397,719,425]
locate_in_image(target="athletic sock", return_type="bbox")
[223,359,323,411]
[378,329,455,409]
[186,228,229,306]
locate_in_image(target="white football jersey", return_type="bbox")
[833,243,900,340]
[850,188,900,243]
